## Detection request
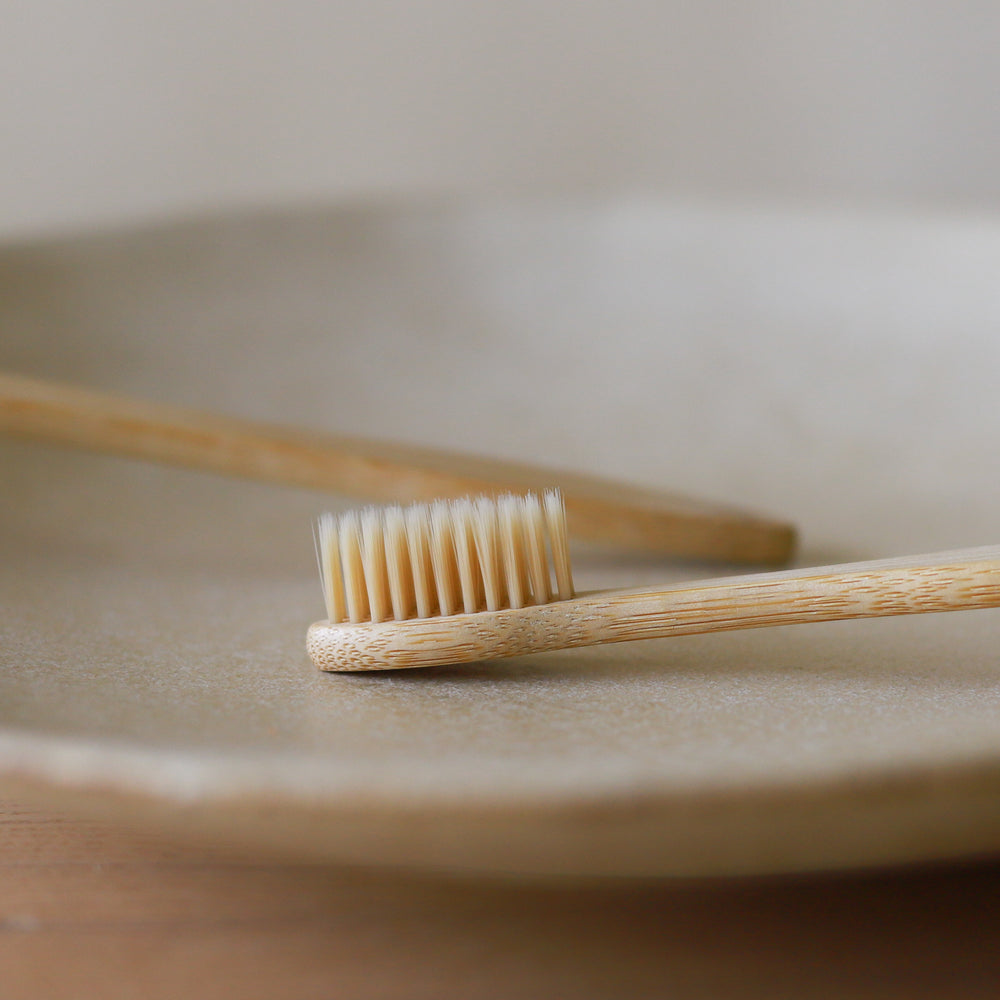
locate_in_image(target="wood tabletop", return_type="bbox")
[2,799,999,999]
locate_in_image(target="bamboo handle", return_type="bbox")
[577,545,1000,643]
[0,371,795,563]
[308,546,1000,670]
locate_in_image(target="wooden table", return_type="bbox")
[2,799,999,999]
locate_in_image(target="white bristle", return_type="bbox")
[520,493,550,605]
[360,507,390,623]
[472,495,504,612]
[544,489,574,601]
[497,494,527,609]
[314,490,573,624]
[451,498,482,614]
[404,504,434,619]
[338,510,369,623]
[383,505,413,620]
[315,512,346,623]
[429,500,460,617]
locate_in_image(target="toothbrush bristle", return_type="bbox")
[315,490,574,624]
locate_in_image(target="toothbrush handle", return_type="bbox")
[0,371,794,563]
[309,546,1000,670]
[577,545,1000,645]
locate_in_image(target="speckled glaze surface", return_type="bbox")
[2,202,999,876]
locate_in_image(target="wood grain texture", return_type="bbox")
[0,371,795,564]
[3,799,1000,1000]
[309,545,1000,670]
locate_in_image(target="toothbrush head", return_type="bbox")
[308,490,574,671]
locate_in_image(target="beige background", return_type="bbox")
[3,2,1000,238]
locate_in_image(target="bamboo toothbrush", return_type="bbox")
[0,371,794,563]
[307,490,1000,671]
